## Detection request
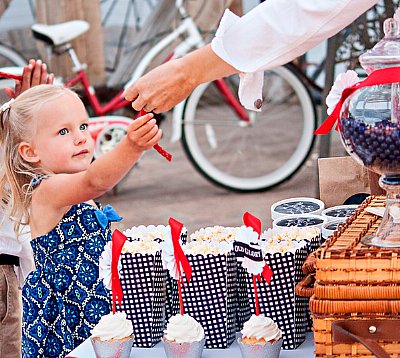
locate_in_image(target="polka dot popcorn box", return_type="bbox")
[99,226,186,348]
[123,225,187,326]
[261,227,320,333]
[179,249,238,349]
[242,240,309,349]
[118,250,165,348]
[189,226,251,333]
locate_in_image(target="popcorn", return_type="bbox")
[190,226,238,243]
[262,226,320,243]
[122,240,161,254]
[184,240,232,255]
[123,225,171,242]
[260,227,320,254]
[260,239,304,254]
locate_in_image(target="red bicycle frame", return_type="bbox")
[64,67,249,122]
[65,70,129,116]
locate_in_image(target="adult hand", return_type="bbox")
[123,58,197,113]
[123,44,238,113]
[13,59,54,98]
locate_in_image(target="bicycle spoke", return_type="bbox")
[182,68,316,191]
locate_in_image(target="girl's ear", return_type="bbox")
[18,142,39,163]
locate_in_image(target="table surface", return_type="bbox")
[68,332,314,357]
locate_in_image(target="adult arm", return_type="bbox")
[124,0,377,113]
[124,44,237,113]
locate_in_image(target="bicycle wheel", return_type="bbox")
[94,123,128,158]
[0,43,26,67]
[0,43,27,93]
[181,64,317,192]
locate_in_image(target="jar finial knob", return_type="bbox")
[384,17,399,37]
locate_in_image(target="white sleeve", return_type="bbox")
[0,210,35,286]
[211,0,378,110]
[15,225,35,287]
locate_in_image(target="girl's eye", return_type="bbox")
[80,123,88,130]
[59,128,68,135]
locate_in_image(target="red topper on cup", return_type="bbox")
[162,217,192,315]
[234,212,273,316]
[110,230,128,314]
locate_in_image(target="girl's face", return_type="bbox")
[21,92,94,174]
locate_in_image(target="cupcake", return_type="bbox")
[238,314,282,358]
[163,314,205,358]
[90,312,134,358]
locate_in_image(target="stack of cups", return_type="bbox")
[320,205,358,242]
[271,197,326,232]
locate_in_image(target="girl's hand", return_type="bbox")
[126,113,162,153]
[14,59,54,97]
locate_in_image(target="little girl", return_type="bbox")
[0,84,161,358]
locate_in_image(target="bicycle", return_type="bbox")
[0,0,317,192]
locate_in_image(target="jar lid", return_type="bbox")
[360,16,400,74]
[272,214,326,231]
[321,205,358,222]
[321,218,346,239]
[270,197,325,220]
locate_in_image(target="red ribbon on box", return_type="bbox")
[243,211,273,316]
[243,211,261,238]
[315,67,400,135]
[169,217,192,283]
[255,264,273,285]
[111,229,127,314]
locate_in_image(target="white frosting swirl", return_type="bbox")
[164,314,204,343]
[91,312,133,341]
[241,314,282,342]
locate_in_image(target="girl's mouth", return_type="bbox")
[73,149,89,157]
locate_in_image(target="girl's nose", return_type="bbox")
[74,131,87,145]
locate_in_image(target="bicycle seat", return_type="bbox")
[31,20,89,46]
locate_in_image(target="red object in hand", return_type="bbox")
[0,71,23,81]
[139,109,172,161]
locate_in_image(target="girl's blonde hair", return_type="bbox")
[0,84,79,231]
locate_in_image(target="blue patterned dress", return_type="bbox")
[22,196,121,358]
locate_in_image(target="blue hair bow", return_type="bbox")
[95,204,123,229]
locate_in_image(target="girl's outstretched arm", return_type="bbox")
[34,113,161,209]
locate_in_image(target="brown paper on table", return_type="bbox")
[318,156,371,208]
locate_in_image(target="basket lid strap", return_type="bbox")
[332,320,399,358]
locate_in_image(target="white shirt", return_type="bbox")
[0,210,35,286]
[211,0,379,111]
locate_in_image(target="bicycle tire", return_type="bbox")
[181,64,317,192]
[93,122,128,158]
[0,43,26,67]
[0,43,27,93]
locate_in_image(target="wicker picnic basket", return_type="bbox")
[308,196,400,357]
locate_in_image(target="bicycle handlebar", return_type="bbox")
[175,0,188,18]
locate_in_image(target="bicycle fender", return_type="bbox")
[171,101,185,143]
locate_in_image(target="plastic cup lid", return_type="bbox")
[271,197,325,221]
